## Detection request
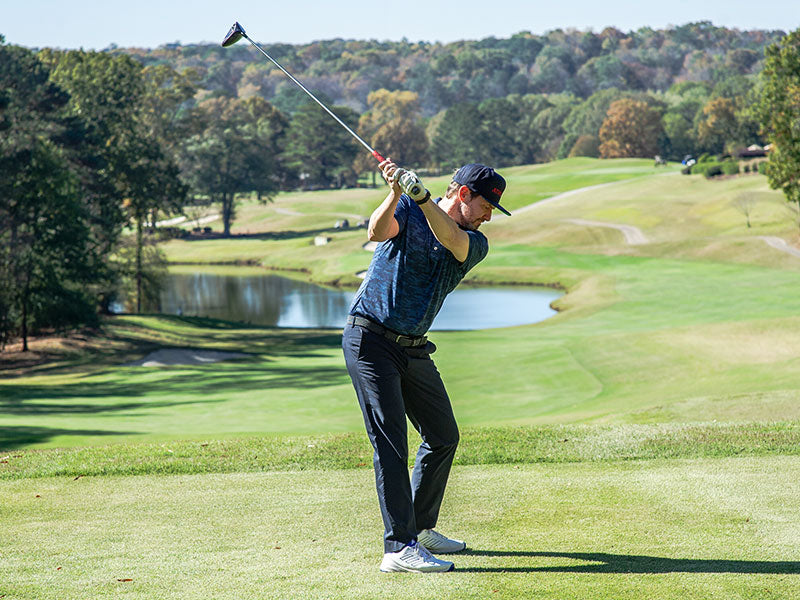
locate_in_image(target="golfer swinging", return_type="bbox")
[342,159,509,572]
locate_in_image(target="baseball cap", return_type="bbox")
[453,164,510,216]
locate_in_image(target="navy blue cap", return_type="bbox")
[453,164,509,216]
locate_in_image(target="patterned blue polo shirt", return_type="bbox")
[348,193,489,336]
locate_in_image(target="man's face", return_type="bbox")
[457,187,495,230]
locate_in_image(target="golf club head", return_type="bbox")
[221,22,246,47]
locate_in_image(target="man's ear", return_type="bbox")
[457,185,471,202]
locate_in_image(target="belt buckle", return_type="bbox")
[393,333,404,344]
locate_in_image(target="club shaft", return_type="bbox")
[242,33,385,163]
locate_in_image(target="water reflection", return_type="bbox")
[154,273,560,330]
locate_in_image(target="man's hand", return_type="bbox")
[381,159,429,203]
[379,158,402,196]
[397,171,429,203]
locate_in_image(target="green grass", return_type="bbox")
[4,158,800,599]
[2,458,799,599]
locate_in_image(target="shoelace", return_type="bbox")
[413,541,436,563]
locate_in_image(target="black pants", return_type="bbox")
[342,322,460,553]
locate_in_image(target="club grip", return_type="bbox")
[372,150,386,163]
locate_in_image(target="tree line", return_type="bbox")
[2,23,799,350]
[130,21,782,117]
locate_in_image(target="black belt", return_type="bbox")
[346,315,428,348]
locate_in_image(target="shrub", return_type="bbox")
[758,161,769,174]
[691,161,718,175]
[154,226,189,240]
[704,164,724,178]
[568,135,601,158]
[743,164,751,173]
[722,161,740,175]
[697,153,712,163]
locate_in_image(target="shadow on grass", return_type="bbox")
[183,226,350,243]
[0,364,348,414]
[0,426,139,451]
[1,314,346,379]
[458,550,800,574]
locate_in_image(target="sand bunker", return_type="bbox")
[124,348,249,367]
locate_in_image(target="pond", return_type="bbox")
[150,272,561,330]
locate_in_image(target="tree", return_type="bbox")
[661,111,696,160]
[283,101,361,189]
[562,88,627,139]
[181,96,285,235]
[756,27,800,225]
[37,50,127,312]
[568,135,600,157]
[476,96,524,167]
[140,64,198,154]
[514,94,556,164]
[695,96,740,154]
[353,89,428,177]
[0,44,103,349]
[182,96,281,236]
[43,50,187,313]
[0,141,100,351]
[599,98,663,158]
[430,102,484,169]
[575,56,639,96]
[532,98,577,162]
[733,192,758,228]
[529,46,573,94]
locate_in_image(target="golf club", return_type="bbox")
[221,22,428,201]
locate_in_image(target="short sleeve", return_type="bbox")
[459,230,489,275]
[393,194,412,233]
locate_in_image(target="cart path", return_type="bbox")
[564,218,648,245]
[759,236,800,258]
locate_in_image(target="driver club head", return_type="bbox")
[221,22,246,47]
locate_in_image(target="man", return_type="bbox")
[342,159,510,573]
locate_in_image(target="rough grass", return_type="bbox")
[1,422,799,480]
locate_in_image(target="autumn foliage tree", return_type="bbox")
[599,98,663,158]
[696,96,739,154]
[353,89,428,176]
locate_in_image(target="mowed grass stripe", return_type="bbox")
[2,422,799,480]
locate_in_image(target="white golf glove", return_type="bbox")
[394,169,429,203]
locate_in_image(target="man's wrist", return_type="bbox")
[414,191,431,206]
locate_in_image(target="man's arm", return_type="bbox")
[368,189,401,241]
[417,201,470,263]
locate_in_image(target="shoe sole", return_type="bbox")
[380,563,455,573]
[381,565,456,573]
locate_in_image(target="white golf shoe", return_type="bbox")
[416,529,467,554]
[379,540,455,573]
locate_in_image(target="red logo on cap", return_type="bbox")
[492,187,503,197]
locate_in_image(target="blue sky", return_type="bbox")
[4,0,798,49]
